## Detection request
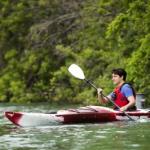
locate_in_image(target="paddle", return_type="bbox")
[68,64,134,121]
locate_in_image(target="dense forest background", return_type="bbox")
[0,0,150,106]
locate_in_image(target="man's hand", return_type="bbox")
[120,105,128,111]
[97,88,103,95]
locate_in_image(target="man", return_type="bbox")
[97,68,136,111]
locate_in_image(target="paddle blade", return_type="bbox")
[68,64,85,80]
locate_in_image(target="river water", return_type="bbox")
[0,103,150,150]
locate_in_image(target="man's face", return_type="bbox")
[112,73,123,85]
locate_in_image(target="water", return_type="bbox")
[0,103,150,150]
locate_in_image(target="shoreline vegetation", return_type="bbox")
[0,0,150,106]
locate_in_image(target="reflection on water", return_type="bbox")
[0,103,150,150]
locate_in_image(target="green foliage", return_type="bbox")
[127,34,150,98]
[0,0,150,106]
[49,66,74,103]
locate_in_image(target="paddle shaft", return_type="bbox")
[84,78,134,121]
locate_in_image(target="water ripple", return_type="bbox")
[0,104,150,150]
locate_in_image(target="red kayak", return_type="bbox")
[4,106,150,127]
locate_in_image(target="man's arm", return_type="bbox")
[120,85,136,111]
[97,88,110,104]
[120,95,136,111]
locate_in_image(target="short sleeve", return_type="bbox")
[108,92,116,100]
[121,84,134,97]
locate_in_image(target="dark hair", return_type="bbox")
[112,68,127,81]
